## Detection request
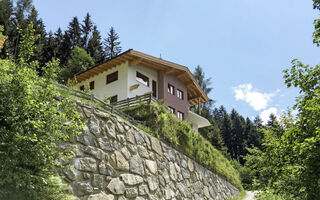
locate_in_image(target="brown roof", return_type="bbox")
[75,49,209,106]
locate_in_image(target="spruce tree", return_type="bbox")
[267,113,277,127]
[58,30,72,66]
[67,17,82,49]
[193,65,214,114]
[230,109,245,163]
[104,26,121,59]
[81,12,93,51]
[88,25,105,64]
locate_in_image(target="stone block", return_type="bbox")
[74,157,97,172]
[120,174,143,186]
[107,178,126,195]
[129,155,145,176]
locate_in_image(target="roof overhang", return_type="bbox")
[188,110,211,129]
[74,49,210,106]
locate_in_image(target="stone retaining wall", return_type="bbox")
[59,102,240,200]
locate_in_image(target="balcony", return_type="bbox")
[187,110,211,132]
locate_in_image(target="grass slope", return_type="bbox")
[123,103,243,190]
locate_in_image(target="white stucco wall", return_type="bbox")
[127,64,158,98]
[76,62,129,101]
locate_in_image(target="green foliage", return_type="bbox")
[0,23,82,199]
[230,160,255,189]
[0,25,7,50]
[60,46,94,81]
[123,103,243,190]
[245,60,320,199]
[256,189,293,200]
[228,190,246,200]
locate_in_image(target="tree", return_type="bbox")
[266,113,277,127]
[81,12,93,51]
[104,26,121,59]
[230,109,245,163]
[67,17,82,49]
[0,23,82,200]
[88,25,105,64]
[193,65,214,115]
[60,46,94,81]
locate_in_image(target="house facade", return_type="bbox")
[74,49,210,131]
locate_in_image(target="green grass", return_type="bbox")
[123,103,243,190]
[228,190,246,200]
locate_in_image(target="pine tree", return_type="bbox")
[81,12,93,51]
[267,113,277,127]
[88,25,105,64]
[104,26,121,59]
[67,17,82,49]
[58,30,72,66]
[230,109,245,162]
[43,31,58,63]
[193,65,214,114]
[220,112,233,158]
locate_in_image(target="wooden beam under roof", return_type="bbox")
[188,95,202,101]
[164,68,178,74]
[177,71,187,79]
[141,59,170,71]
[129,58,143,66]
[108,59,122,65]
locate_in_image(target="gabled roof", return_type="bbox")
[74,49,209,106]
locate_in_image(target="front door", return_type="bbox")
[152,80,157,98]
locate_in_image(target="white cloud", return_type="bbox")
[260,107,278,125]
[232,83,277,111]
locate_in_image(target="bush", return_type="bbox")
[230,160,255,189]
[123,103,243,190]
[0,23,82,200]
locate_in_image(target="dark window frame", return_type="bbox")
[152,80,157,98]
[136,71,149,87]
[89,81,94,90]
[177,89,184,100]
[168,84,175,95]
[106,71,118,84]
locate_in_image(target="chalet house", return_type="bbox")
[74,49,210,132]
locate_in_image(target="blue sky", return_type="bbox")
[33,0,320,122]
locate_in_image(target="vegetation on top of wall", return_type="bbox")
[122,103,243,190]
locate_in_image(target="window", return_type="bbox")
[168,107,175,114]
[89,81,94,90]
[136,71,149,86]
[106,71,118,84]
[110,95,118,104]
[177,89,184,100]
[177,111,184,120]
[80,85,84,91]
[168,84,175,95]
[152,80,157,98]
